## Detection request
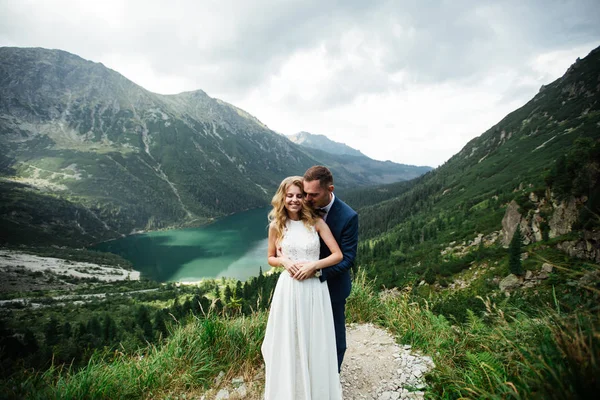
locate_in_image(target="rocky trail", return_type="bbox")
[202,323,435,400]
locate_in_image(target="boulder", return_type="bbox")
[501,201,522,246]
[529,192,539,202]
[541,263,554,273]
[549,198,578,238]
[532,214,544,242]
[580,270,600,287]
[520,220,533,245]
[499,274,521,291]
[537,271,550,280]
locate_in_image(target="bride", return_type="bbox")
[261,176,343,400]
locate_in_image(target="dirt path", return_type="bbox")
[203,323,434,400]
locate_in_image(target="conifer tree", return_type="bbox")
[509,226,524,276]
[62,321,72,338]
[23,328,39,355]
[257,266,265,287]
[235,281,243,298]
[102,315,118,343]
[224,285,233,304]
[87,316,102,338]
[135,306,153,342]
[44,317,60,347]
[191,294,202,315]
[153,310,168,340]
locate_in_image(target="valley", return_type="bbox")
[0,44,598,399]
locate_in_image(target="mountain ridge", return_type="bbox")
[287,131,365,157]
[0,46,430,245]
[286,131,432,185]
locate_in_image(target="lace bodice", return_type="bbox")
[280,219,320,262]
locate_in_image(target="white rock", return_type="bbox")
[231,376,244,386]
[379,392,393,400]
[215,389,229,400]
[215,371,225,385]
[235,384,247,397]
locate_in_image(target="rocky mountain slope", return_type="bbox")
[353,45,600,240]
[0,47,428,245]
[345,46,600,291]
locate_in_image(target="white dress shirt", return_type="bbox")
[319,193,335,221]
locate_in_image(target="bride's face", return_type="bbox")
[284,184,304,216]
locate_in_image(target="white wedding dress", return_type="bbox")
[262,219,342,400]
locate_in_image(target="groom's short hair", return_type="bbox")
[304,165,333,189]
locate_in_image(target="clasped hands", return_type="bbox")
[280,258,317,281]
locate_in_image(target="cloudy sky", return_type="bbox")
[1,0,599,167]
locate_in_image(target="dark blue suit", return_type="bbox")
[318,196,358,372]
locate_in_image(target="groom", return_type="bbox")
[302,165,358,372]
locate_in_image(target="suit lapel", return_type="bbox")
[325,197,344,239]
[326,197,340,226]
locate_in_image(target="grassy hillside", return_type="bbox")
[344,46,600,291]
[1,267,597,399]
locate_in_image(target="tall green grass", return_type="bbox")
[6,309,268,399]
[348,270,599,399]
[5,269,598,399]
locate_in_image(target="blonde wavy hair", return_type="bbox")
[268,176,317,244]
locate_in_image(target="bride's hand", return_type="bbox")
[280,258,299,276]
[294,262,317,281]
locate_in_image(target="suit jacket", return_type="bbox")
[318,196,359,302]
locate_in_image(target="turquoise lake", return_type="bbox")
[93,207,270,282]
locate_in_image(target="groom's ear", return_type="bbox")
[328,184,334,193]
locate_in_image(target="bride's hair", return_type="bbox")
[268,176,317,244]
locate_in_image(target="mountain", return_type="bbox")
[346,45,600,288]
[287,131,432,185]
[0,47,430,245]
[1,47,598,400]
[287,131,365,157]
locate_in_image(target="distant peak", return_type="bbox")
[286,131,365,158]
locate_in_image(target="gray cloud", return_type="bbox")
[1,0,599,167]
[1,0,598,99]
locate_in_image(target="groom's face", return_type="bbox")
[303,179,333,209]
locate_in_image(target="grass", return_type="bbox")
[4,268,599,399]
[6,305,268,399]
[348,269,599,399]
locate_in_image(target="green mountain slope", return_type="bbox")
[349,46,600,287]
